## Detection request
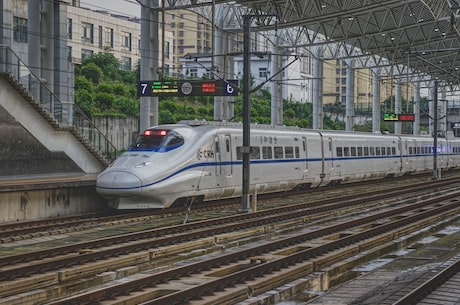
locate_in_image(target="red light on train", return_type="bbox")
[143,129,168,136]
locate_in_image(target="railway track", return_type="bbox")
[1,177,460,304]
[46,190,460,304]
[1,174,459,243]
[390,257,460,305]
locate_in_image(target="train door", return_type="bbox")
[302,137,308,177]
[327,138,334,176]
[403,140,409,171]
[215,134,232,177]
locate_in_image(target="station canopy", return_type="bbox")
[162,0,460,88]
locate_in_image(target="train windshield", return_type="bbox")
[129,129,184,151]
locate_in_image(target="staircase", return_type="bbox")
[0,45,116,168]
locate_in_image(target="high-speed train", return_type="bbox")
[96,120,460,209]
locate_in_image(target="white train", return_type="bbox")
[96,120,460,209]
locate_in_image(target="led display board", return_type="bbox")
[138,80,239,97]
[383,113,415,121]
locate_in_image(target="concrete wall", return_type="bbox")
[0,105,83,176]
[93,116,139,151]
[0,184,107,221]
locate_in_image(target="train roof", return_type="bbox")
[177,120,395,136]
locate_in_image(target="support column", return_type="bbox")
[271,36,283,125]
[140,0,159,131]
[213,5,224,121]
[429,81,435,136]
[372,69,381,133]
[312,47,323,129]
[150,0,159,126]
[413,81,420,135]
[395,79,402,134]
[441,89,447,137]
[225,33,235,120]
[345,62,354,131]
[28,0,40,76]
[41,0,54,91]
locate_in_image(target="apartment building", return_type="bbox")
[323,59,414,110]
[4,0,173,72]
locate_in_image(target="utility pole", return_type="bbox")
[432,80,439,179]
[241,14,251,212]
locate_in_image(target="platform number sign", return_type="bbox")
[138,80,239,97]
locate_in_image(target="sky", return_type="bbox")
[79,0,141,18]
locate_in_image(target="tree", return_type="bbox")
[80,63,103,84]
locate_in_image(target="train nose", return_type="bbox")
[96,171,142,197]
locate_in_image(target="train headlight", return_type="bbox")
[135,161,152,168]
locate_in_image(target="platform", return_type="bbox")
[0,173,107,222]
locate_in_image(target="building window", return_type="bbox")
[98,26,103,47]
[82,22,94,43]
[81,49,93,61]
[67,46,72,62]
[165,42,170,58]
[189,68,198,77]
[121,31,132,51]
[67,18,72,39]
[120,56,132,70]
[105,28,114,48]
[13,17,28,43]
[259,67,268,78]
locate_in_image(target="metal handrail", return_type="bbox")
[0,45,117,164]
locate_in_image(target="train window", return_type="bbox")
[336,147,343,157]
[357,147,363,156]
[285,147,294,158]
[392,147,396,155]
[295,147,300,158]
[226,139,230,152]
[370,147,375,156]
[351,147,356,156]
[250,146,260,159]
[381,147,386,155]
[274,146,284,159]
[236,147,242,160]
[303,141,306,151]
[376,147,381,155]
[344,147,350,156]
[131,129,184,150]
[386,147,391,155]
[364,147,369,156]
[409,147,413,154]
[262,146,272,159]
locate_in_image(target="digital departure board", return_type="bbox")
[383,113,415,121]
[138,80,239,97]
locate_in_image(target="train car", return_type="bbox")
[96,120,460,209]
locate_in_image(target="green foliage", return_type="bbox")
[94,92,115,112]
[75,51,140,117]
[80,62,103,84]
[75,75,93,92]
[74,51,369,131]
[75,89,95,116]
